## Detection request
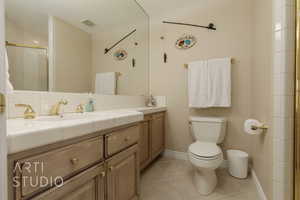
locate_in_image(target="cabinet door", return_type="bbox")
[31,164,105,200]
[139,121,151,170]
[151,113,165,159]
[107,145,139,200]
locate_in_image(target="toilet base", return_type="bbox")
[193,168,217,195]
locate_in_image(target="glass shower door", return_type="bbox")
[6,45,48,91]
[295,0,300,199]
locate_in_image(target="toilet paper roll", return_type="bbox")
[244,119,263,135]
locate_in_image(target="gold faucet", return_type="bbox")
[50,99,68,116]
[75,104,84,113]
[15,104,36,119]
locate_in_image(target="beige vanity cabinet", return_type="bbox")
[105,125,140,157]
[150,113,165,159]
[31,163,106,200]
[139,116,151,169]
[139,112,165,170]
[8,123,141,200]
[15,137,104,198]
[107,145,139,200]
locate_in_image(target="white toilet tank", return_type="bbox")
[190,117,227,144]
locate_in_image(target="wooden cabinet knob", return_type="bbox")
[124,137,130,142]
[70,158,79,165]
[109,166,114,171]
[100,171,106,177]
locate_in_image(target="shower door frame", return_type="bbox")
[0,0,8,198]
[295,0,300,199]
[5,42,49,91]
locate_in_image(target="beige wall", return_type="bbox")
[250,0,273,198]
[149,0,272,198]
[51,16,92,93]
[150,0,252,151]
[91,23,149,96]
[5,18,48,46]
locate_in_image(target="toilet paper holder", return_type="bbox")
[251,124,269,131]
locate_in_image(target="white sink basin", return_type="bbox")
[35,114,91,122]
[6,108,165,154]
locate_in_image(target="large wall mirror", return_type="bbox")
[5,0,149,96]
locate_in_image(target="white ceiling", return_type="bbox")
[5,0,148,38]
[136,0,200,18]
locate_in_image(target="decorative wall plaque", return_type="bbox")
[114,49,128,60]
[175,35,197,49]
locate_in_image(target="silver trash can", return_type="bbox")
[227,150,249,179]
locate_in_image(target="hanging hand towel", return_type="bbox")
[188,57,231,108]
[95,72,117,95]
[188,60,209,108]
[5,50,14,93]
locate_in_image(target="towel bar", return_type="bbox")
[184,58,235,68]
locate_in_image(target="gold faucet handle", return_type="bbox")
[76,104,84,113]
[59,99,68,105]
[15,104,36,119]
[50,99,68,116]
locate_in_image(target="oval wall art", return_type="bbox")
[175,35,197,50]
[114,49,128,61]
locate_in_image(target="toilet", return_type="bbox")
[188,116,227,195]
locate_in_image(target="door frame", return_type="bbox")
[0,0,8,199]
[296,0,300,199]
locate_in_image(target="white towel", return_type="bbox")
[5,50,14,93]
[188,60,209,108]
[188,57,231,108]
[95,72,117,95]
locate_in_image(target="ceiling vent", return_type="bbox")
[81,19,95,27]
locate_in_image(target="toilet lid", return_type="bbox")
[189,142,221,158]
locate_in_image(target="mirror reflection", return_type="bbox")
[5,0,149,95]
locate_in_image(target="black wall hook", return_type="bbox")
[104,29,136,54]
[163,21,216,31]
[164,53,168,63]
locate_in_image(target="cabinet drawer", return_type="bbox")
[106,125,140,157]
[15,137,104,199]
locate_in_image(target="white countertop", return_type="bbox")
[116,106,167,115]
[7,106,166,154]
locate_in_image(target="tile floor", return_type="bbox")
[140,156,260,200]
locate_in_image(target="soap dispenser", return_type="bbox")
[85,95,95,112]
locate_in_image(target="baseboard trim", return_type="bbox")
[164,149,188,160]
[163,149,228,168]
[251,169,268,200]
[164,149,267,200]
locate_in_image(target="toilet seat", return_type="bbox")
[189,151,222,161]
[188,141,222,160]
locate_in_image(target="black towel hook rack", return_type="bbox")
[162,21,216,31]
[104,29,136,54]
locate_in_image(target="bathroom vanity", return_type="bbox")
[4,0,163,198]
[139,113,165,170]
[7,109,166,200]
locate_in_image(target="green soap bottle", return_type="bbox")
[85,99,94,112]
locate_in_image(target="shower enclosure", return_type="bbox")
[296,0,300,199]
[6,42,48,91]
